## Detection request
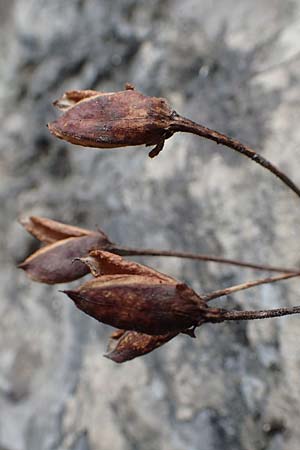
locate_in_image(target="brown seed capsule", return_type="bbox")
[62,271,207,335]
[19,216,112,283]
[64,250,207,335]
[19,234,110,284]
[48,85,175,158]
[64,251,207,335]
[105,329,178,363]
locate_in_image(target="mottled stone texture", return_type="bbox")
[1,1,300,449]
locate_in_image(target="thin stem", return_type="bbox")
[170,114,300,199]
[111,245,299,274]
[203,272,300,302]
[211,305,300,322]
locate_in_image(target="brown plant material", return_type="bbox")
[48,84,173,158]
[105,329,177,363]
[203,271,300,302]
[78,250,173,281]
[112,246,299,274]
[48,84,300,198]
[63,273,204,335]
[19,216,300,278]
[63,251,205,335]
[80,252,180,362]
[19,235,110,284]
[19,215,96,244]
[19,216,111,284]
[62,251,300,339]
[18,222,300,362]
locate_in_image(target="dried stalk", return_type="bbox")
[203,272,300,302]
[170,114,300,199]
[112,245,299,274]
[213,306,300,322]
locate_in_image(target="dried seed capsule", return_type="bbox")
[19,217,112,284]
[68,251,206,335]
[48,86,174,157]
[105,329,178,363]
[19,234,110,284]
[62,274,207,335]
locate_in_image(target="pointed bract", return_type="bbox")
[79,250,175,282]
[19,215,109,244]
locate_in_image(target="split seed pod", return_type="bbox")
[19,216,111,284]
[63,251,208,335]
[48,84,174,157]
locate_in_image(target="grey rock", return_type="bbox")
[1,1,300,449]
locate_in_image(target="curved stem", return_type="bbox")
[111,245,299,274]
[203,272,300,302]
[170,114,300,199]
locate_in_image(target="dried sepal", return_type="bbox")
[105,329,178,363]
[53,90,101,111]
[48,86,174,157]
[19,235,109,284]
[19,215,109,244]
[79,249,175,282]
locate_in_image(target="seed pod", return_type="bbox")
[62,273,207,335]
[19,216,112,284]
[19,234,110,284]
[105,329,178,363]
[67,251,206,335]
[48,85,174,158]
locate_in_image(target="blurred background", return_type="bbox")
[1,1,300,449]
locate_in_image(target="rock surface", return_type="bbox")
[1,1,300,449]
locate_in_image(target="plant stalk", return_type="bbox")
[111,245,299,274]
[203,272,300,302]
[170,113,300,199]
[211,305,300,322]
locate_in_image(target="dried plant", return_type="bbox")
[46,249,300,362]
[18,84,300,363]
[19,221,300,363]
[48,83,300,198]
[19,216,298,285]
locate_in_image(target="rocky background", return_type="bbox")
[1,1,300,449]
